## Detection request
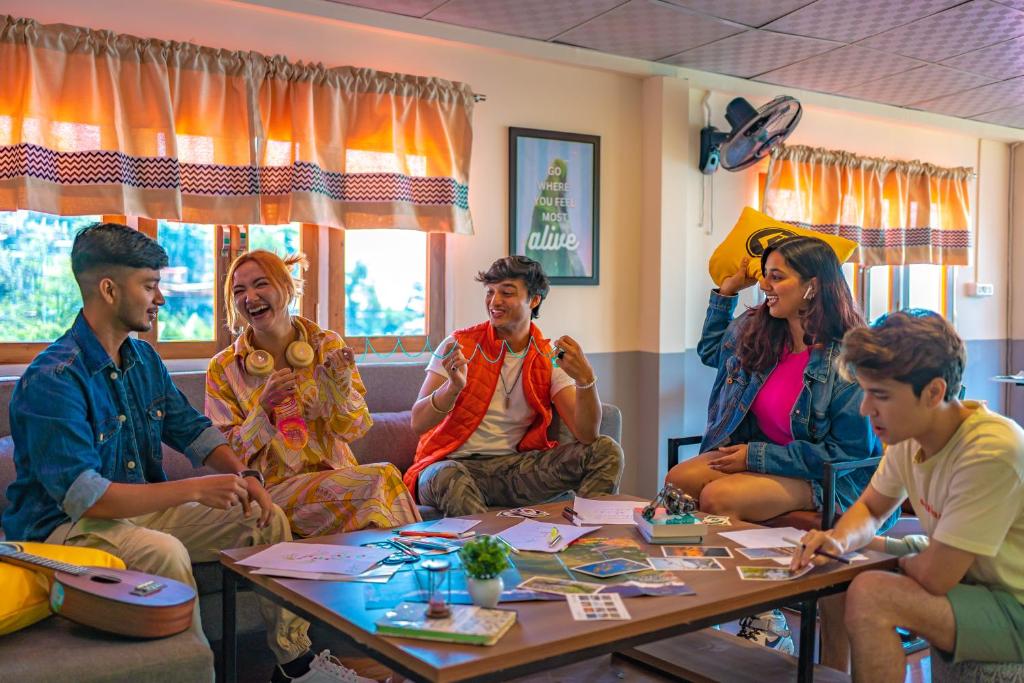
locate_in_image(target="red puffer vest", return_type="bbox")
[403,321,557,498]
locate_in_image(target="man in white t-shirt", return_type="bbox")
[405,255,623,516]
[793,310,1024,681]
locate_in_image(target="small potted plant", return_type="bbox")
[458,535,511,608]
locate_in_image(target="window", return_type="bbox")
[858,264,952,324]
[0,211,99,362]
[329,230,444,354]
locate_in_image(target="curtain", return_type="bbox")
[763,144,972,266]
[0,15,475,233]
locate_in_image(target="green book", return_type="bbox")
[375,602,517,646]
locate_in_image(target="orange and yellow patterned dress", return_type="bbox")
[205,317,420,536]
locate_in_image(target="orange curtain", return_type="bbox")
[763,144,972,266]
[0,15,475,233]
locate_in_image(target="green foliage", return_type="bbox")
[345,260,424,337]
[0,212,93,342]
[458,535,511,580]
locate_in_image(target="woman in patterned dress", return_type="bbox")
[205,250,419,537]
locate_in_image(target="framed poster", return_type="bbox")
[509,127,599,285]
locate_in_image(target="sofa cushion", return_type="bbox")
[0,615,213,683]
[351,410,418,472]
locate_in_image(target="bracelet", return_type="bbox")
[428,389,456,414]
[575,377,597,390]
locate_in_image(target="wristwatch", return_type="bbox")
[238,469,266,487]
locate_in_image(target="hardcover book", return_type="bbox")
[634,509,707,544]
[375,602,517,646]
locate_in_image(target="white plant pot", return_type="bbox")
[466,576,503,608]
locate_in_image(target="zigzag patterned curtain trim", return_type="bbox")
[763,144,972,267]
[0,15,475,234]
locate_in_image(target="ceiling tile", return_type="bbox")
[992,0,1024,10]
[941,36,1024,80]
[859,0,1024,62]
[662,30,839,78]
[755,45,926,93]
[327,0,449,18]
[973,103,1024,127]
[911,76,1024,117]
[556,0,744,61]
[426,0,625,40]
[662,0,813,27]
[833,64,995,107]
[763,0,961,43]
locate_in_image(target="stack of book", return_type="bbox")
[633,508,707,544]
[375,602,517,646]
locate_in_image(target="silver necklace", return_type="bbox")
[499,353,527,409]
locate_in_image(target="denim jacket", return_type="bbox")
[2,311,226,542]
[698,291,883,518]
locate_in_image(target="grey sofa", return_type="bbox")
[0,362,622,682]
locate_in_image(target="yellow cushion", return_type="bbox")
[0,542,126,636]
[709,207,858,286]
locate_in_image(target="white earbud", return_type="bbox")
[803,286,814,300]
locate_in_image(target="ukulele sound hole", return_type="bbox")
[89,574,122,584]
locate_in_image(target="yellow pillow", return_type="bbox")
[0,542,126,635]
[709,207,858,286]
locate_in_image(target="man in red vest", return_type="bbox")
[408,255,623,516]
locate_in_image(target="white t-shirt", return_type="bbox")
[870,401,1024,602]
[426,334,575,457]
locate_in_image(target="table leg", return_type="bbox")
[798,597,818,683]
[222,568,238,683]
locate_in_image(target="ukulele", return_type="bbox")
[0,542,196,638]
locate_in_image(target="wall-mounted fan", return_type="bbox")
[699,96,802,174]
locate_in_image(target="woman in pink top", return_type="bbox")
[665,236,881,654]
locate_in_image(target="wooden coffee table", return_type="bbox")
[219,497,895,683]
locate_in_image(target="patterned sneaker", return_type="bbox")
[736,609,796,655]
[276,650,378,683]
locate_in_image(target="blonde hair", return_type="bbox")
[224,249,308,334]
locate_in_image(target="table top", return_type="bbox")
[221,496,895,683]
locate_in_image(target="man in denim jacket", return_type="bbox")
[2,223,360,683]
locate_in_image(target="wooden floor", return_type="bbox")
[214,609,933,682]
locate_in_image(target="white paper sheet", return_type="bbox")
[571,497,644,525]
[422,518,481,534]
[496,519,599,553]
[237,542,391,575]
[718,527,805,549]
[251,563,401,582]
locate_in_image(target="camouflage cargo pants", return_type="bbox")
[417,436,624,517]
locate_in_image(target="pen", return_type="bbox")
[389,539,420,558]
[397,530,474,540]
[404,538,454,551]
[547,527,562,547]
[783,536,851,565]
[562,507,582,527]
[494,535,520,554]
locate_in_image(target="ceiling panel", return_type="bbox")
[663,30,839,78]
[911,76,1024,117]
[555,0,744,61]
[762,0,962,43]
[663,0,814,28]
[426,0,625,40]
[328,0,448,18]
[941,36,1024,80]
[833,64,995,107]
[755,45,926,93]
[993,0,1024,9]
[973,104,1024,126]
[858,0,1024,63]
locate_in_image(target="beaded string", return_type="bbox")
[356,335,562,367]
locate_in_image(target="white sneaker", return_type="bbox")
[736,610,795,655]
[286,650,378,683]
